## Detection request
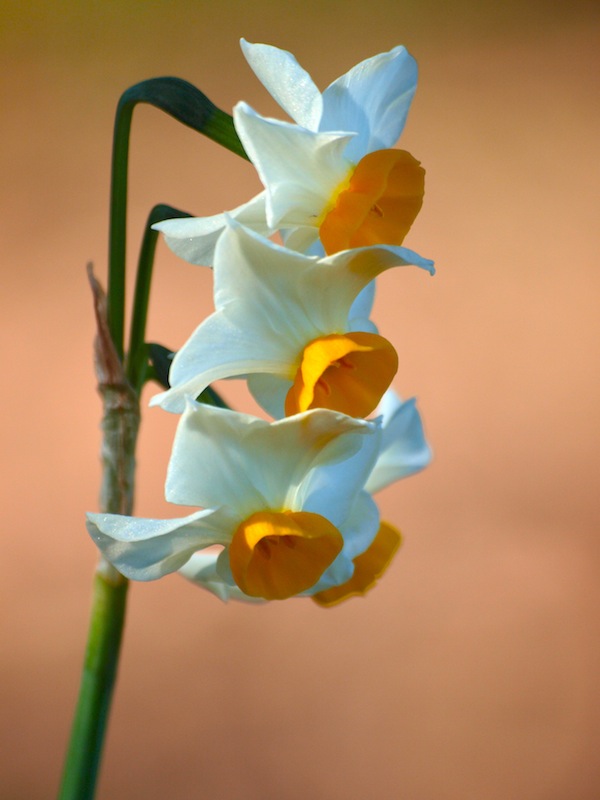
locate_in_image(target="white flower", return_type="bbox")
[151,219,433,418]
[87,402,384,601]
[154,41,425,264]
[178,390,432,606]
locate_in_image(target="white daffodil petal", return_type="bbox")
[281,225,323,255]
[347,316,378,335]
[309,490,380,593]
[366,393,432,494]
[227,406,377,515]
[376,386,405,420]
[300,420,381,528]
[166,402,376,519]
[178,551,265,603]
[216,220,355,334]
[247,373,291,420]
[86,508,230,581]
[233,102,354,228]
[348,281,376,323]
[212,220,326,340]
[320,45,418,162]
[152,310,294,414]
[306,550,355,594]
[165,402,275,514]
[336,490,381,561]
[152,191,269,267]
[240,39,322,130]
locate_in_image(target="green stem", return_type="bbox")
[126,204,191,394]
[106,96,130,362]
[57,570,128,800]
[107,76,247,361]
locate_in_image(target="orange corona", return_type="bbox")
[319,149,425,254]
[229,510,343,600]
[285,331,398,418]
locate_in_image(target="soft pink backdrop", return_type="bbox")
[2,2,599,798]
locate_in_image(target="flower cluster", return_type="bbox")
[87,41,434,606]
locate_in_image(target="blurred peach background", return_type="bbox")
[2,2,599,798]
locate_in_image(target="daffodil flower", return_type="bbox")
[151,220,434,419]
[87,402,386,602]
[154,41,424,264]
[178,390,431,606]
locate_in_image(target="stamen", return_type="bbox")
[316,376,331,395]
[281,535,297,549]
[257,538,272,559]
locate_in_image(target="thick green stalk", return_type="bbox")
[57,571,128,800]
